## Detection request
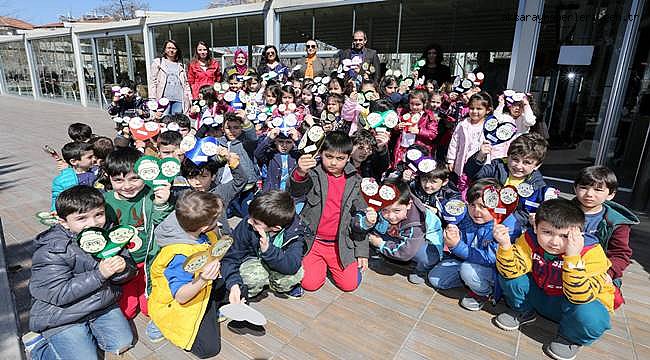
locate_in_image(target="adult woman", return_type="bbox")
[149,39,191,115]
[298,39,326,79]
[418,44,452,87]
[256,45,289,81]
[187,41,221,99]
[222,48,255,79]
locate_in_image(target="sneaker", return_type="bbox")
[227,320,266,336]
[408,273,426,285]
[494,308,537,331]
[286,284,304,299]
[22,331,45,352]
[145,320,165,343]
[545,335,581,360]
[460,291,489,311]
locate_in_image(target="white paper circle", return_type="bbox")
[224,91,236,102]
[445,199,466,216]
[361,178,379,196]
[137,159,160,181]
[160,161,180,178]
[180,136,197,153]
[379,185,396,201]
[129,117,144,129]
[406,148,423,161]
[517,183,535,198]
[201,141,219,156]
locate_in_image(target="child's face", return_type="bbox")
[179,127,191,137]
[361,83,376,94]
[59,206,106,234]
[188,169,214,192]
[247,217,282,234]
[507,155,540,179]
[468,100,489,123]
[509,102,523,118]
[228,79,242,92]
[293,80,303,93]
[275,138,294,153]
[426,83,435,94]
[420,177,446,194]
[535,221,571,255]
[110,171,145,199]
[321,150,349,176]
[248,79,260,92]
[265,91,277,105]
[224,120,243,140]
[410,97,424,113]
[158,144,184,161]
[326,99,341,114]
[73,150,95,171]
[351,143,373,164]
[302,90,313,104]
[430,95,442,110]
[381,201,411,225]
[468,197,494,224]
[328,81,343,95]
[281,91,295,105]
[384,81,397,95]
[574,183,615,211]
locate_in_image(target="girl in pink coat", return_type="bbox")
[392,89,438,167]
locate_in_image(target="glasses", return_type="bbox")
[306,45,317,49]
[353,39,365,42]
[166,46,177,50]
[266,51,276,56]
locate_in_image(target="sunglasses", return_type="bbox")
[266,51,276,55]
[306,45,317,49]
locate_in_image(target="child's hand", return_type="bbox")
[409,126,419,134]
[56,159,69,172]
[296,154,317,176]
[447,162,454,172]
[229,284,244,304]
[565,226,584,257]
[268,127,280,139]
[498,94,505,105]
[374,131,390,150]
[251,222,270,253]
[365,207,378,226]
[290,128,301,141]
[480,142,492,156]
[492,224,512,250]
[443,224,461,248]
[368,233,383,247]
[402,169,415,182]
[98,256,125,279]
[153,183,171,205]
[228,152,240,169]
[199,260,221,281]
[357,257,368,272]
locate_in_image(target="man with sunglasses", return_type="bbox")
[338,30,381,83]
[298,39,326,79]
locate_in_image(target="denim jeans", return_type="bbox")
[33,307,133,360]
[428,258,495,296]
[412,242,441,274]
[163,100,184,116]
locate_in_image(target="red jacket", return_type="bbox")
[392,109,438,166]
[187,59,221,99]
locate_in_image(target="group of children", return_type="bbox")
[25,62,639,360]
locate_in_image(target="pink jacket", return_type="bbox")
[392,109,438,166]
[148,58,192,114]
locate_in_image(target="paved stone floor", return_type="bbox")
[1,95,649,359]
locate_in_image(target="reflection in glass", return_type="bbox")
[31,36,80,103]
[0,41,32,96]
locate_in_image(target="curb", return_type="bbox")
[0,218,25,360]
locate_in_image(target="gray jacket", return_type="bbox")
[298,56,327,78]
[29,225,136,335]
[288,162,368,267]
[155,211,198,247]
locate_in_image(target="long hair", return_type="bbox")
[420,43,443,66]
[261,45,280,65]
[161,39,181,62]
[191,41,212,64]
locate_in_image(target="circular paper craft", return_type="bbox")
[369,65,376,73]
[78,228,107,254]
[129,117,144,129]
[224,91,236,102]
[167,122,180,132]
[180,136,197,153]
[297,132,309,150]
[307,126,325,142]
[500,186,519,205]
[108,225,138,245]
[452,77,461,87]
[503,89,515,97]
[385,69,393,77]
[516,183,535,198]
[403,113,411,121]
[482,187,500,209]
[239,92,250,103]
[393,70,402,78]
[313,76,322,84]
[36,211,53,220]
[159,158,181,179]
[484,117,499,132]
[445,200,466,217]
[418,158,436,173]
[495,123,517,141]
[461,79,473,89]
[407,148,423,162]
[361,178,379,196]
[366,112,382,128]
[284,114,298,127]
[467,73,476,81]
[544,187,560,201]
[278,104,286,113]
[321,76,331,84]
[158,98,170,107]
[317,84,328,95]
[362,63,369,71]
[201,141,219,156]
[402,77,414,88]
[183,252,210,273]
[135,156,161,182]
[379,185,396,201]
[476,72,485,80]
[40,218,58,227]
[272,117,283,128]
[220,303,267,326]
[147,100,158,111]
[364,91,378,101]
[384,111,399,128]
[512,93,525,102]
[211,238,234,259]
[288,103,296,112]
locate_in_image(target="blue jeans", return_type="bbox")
[413,242,441,274]
[499,274,611,345]
[163,100,184,116]
[33,307,133,360]
[428,258,495,296]
[227,187,255,218]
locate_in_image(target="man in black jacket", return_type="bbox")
[338,30,381,83]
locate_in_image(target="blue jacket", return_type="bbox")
[253,135,299,192]
[449,214,521,266]
[220,215,310,290]
[51,168,79,211]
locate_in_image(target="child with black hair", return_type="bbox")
[68,122,93,143]
[289,131,369,292]
[91,136,114,167]
[254,127,301,192]
[349,129,390,182]
[27,186,136,360]
[165,113,192,137]
[221,190,309,310]
[409,164,461,213]
[364,179,443,284]
[495,92,536,135]
[51,142,97,211]
[107,84,149,119]
[494,199,614,360]
[102,147,173,341]
[157,130,184,161]
[573,166,639,309]
[322,93,348,133]
[392,89,438,167]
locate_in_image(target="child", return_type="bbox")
[300,85,317,117]
[51,142,97,211]
[349,129,390,182]
[254,127,301,192]
[107,84,148,119]
[165,113,192,137]
[289,131,369,292]
[464,132,548,229]
[103,147,173,334]
[323,93,348,133]
[365,179,443,284]
[157,130,185,161]
[495,92,536,135]
[379,75,407,109]
[28,186,136,359]
[409,164,461,213]
[428,179,520,311]
[573,166,639,308]
[392,89,438,166]
[221,190,308,308]
[150,191,224,358]
[68,122,93,143]
[91,136,114,167]
[494,198,613,360]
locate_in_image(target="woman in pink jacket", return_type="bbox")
[187,41,221,99]
[148,40,191,115]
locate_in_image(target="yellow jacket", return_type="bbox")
[496,232,615,313]
[149,243,212,350]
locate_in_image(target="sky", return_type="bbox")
[4,1,210,25]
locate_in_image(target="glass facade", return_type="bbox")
[31,36,80,103]
[0,40,32,96]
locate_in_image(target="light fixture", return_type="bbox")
[567,72,576,80]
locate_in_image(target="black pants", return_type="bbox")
[189,279,227,358]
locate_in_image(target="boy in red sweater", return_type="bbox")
[289,131,370,291]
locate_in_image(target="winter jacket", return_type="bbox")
[449,214,521,266]
[288,162,369,267]
[107,96,149,118]
[221,215,309,291]
[51,168,79,211]
[253,135,299,192]
[392,109,438,166]
[410,181,461,212]
[494,103,536,135]
[29,225,136,335]
[216,131,259,186]
[464,154,546,228]
[187,59,221,99]
[148,58,192,114]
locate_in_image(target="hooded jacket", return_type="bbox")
[216,130,259,186]
[253,135,299,192]
[51,168,78,211]
[220,215,309,291]
[29,225,136,336]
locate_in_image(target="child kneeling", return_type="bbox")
[149,191,226,358]
[494,198,613,360]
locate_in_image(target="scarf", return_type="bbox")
[305,54,316,78]
[233,48,248,75]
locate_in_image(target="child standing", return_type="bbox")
[51,142,97,211]
[150,191,225,358]
[289,131,369,292]
[254,127,301,192]
[495,92,536,135]
[28,186,136,360]
[392,89,438,166]
[494,199,613,360]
